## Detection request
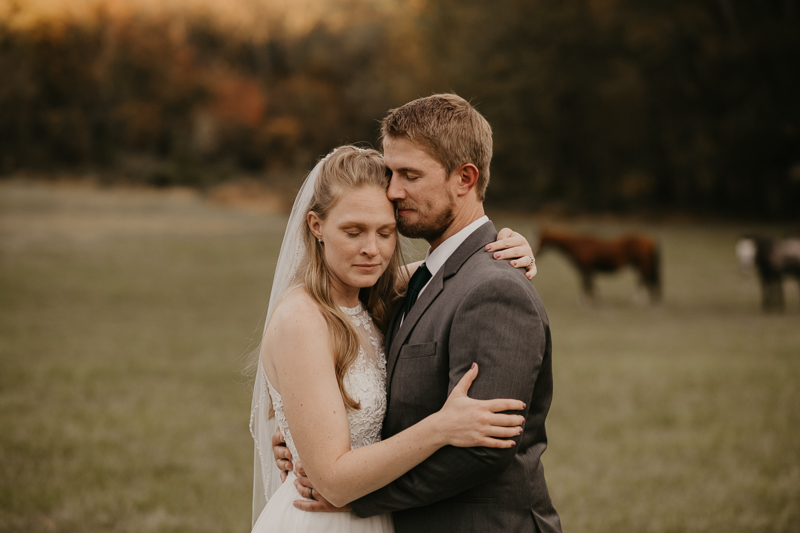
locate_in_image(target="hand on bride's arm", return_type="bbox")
[293,462,351,512]
[434,363,525,448]
[486,227,537,279]
[271,427,293,483]
[292,363,523,512]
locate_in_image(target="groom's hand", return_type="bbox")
[271,427,293,482]
[292,462,351,513]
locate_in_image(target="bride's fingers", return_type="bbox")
[491,245,528,261]
[480,436,519,449]
[487,230,530,250]
[485,228,519,253]
[495,227,515,241]
[509,255,536,278]
[486,412,526,427]
[451,363,479,397]
[483,398,526,413]
[525,260,537,279]
[486,237,519,254]
[485,425,524,438]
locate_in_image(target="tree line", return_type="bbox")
[1,0,798,219]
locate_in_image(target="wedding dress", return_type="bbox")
[251,302,394,533]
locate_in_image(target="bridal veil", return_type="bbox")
[249,152,328,526]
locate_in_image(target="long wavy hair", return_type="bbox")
[296,146,405,410]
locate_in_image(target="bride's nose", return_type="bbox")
[361,234,379,256]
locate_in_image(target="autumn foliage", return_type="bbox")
[1,0,798,219]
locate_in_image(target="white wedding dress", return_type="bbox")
[251,303,394,533]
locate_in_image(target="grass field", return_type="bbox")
[1,180,799,532]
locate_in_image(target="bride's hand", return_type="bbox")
[486,227,537,279]
[437,363,526,448]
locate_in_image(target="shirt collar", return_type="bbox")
[423,215,489,279]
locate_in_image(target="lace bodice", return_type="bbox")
[265,303,387,466]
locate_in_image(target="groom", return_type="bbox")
[280,94,562,532]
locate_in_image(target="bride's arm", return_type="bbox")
[266,296,523,509]
[395,228,536,291]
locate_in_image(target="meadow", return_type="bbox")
[1,180,798,532]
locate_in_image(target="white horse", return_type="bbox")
[737,236,800,312]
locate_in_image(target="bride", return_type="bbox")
[249,146,534,532]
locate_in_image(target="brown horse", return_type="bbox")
[537,228,662,303]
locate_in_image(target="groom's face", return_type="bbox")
[384,136,456,242]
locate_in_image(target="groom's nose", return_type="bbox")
[387,176,405,201]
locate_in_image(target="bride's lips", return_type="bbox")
[355,263,381,272]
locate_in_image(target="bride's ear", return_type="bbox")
[307,211,323,240]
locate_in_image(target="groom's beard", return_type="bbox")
[395,197,456,243]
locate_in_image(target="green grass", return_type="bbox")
[1,181,799,532]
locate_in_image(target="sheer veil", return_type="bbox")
[249,154,328,526]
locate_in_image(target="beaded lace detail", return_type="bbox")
[266,303,387,465]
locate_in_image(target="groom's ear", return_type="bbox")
[454,163,480,197]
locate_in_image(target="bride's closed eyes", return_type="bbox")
[340,224,396,239]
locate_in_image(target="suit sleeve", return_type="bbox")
[350,273,547,517]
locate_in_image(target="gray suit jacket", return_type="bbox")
[350,221,562,533]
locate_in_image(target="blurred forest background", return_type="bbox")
[1,0,799,219]
[2,2,800,532]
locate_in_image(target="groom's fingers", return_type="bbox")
[292,478,351,512]
[274,452,293,474]
[293,497,351,513]
[271,427,286,448]
[294,472,314,491]
[272,428,293,472]
[273,445,291,461]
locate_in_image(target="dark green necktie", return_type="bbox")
[403,263,432,319]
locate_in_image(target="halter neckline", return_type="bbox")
[339,302,364,315]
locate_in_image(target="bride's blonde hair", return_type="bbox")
[297,146,404,410]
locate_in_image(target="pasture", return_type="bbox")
[1,180,798,532]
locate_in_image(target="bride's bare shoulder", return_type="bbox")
[267,287,327,336]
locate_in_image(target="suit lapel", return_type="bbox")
[385,221,498,388]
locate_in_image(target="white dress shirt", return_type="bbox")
[418,215,489,297]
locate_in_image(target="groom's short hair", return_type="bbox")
[380,93,493,201]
